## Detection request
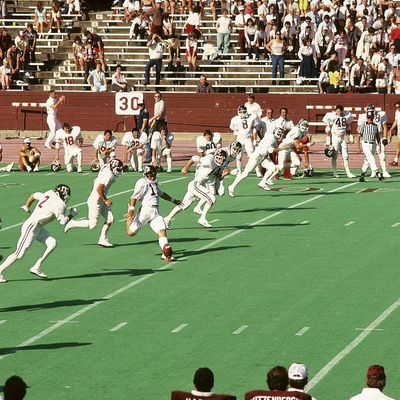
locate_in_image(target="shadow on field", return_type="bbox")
[0,342,91,357]
[176,245,250,257]
[105,237,214,247]
[0,298,106,312]
[217,207,315,214]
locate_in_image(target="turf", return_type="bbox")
[0,167,399,399]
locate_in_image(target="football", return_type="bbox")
[163,244,173,259]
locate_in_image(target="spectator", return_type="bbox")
[346,23,360,58]
[24,24,37,65]
[0,0,7,20]
[216,8,232,56]
[171,367,236,400]
[183,5,202,36]
[151,124,173,172]
[18,137,41,172]
[376,71,388,93]
[164,32,181,70]
[265,30,286,83]
[150,91,166,130]
[163,13,174,37]
[83,39,96,88]
[34,2,47,37]
[386,44,399,70]
[318,68,329,93]
[245,366,311,400]
[389,22,400,53]
[350,57,367,92]
[315,25,333,69]
[356,27,375,60]
[67,0,81,15]
[6,44,21,81]
[163,0,176,16]
[334,29,349,65]
[244,18,259,61]
[129,11,149,40]
[288,363,317,400]
[14,31,27,71]
[84,30,105,71]
[0,29,12,63]
[111,64,129,92]
[48,2,62,35]
[87,61,107,92]
[235,6,249,59]
[349,365,394,400]
[3,375,28,400]
[185,30,198,74]
[0,58,12,90]
[123,0,139,22]
[72,36,84,71]
[147,0,164,37]
[388,60,400,93]
[298,38,316,80]
[144,34,165,87]
[327,60,341,93]
[196,74,214,93]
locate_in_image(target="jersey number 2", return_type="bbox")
[38,195,49,208]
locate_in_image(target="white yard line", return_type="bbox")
[232,325,248,335]
[1,176,187,232]
[0,174,10,178]
[210,219,220,223]
[295,326,310,336]
[391,222,400,228]
[110,322,128,332]
[345,221,355,226]
[307,296,400,390]
[0,320,7,325]
[300,220,309,225]
[355,328,383,331]
[0,181,358,363]
[171,324,188,333]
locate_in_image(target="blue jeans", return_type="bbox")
[271,54,284,79]
[144,58,162,85]
[217,32,230,54]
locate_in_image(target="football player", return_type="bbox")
[0,184,77,282]
[54,122,83,173]
[93,129,118,169]
[229,105,258,173]
[64,159,124,247]
[322,104,356,178]
[125,165,182,261]
[357,105,391,178]
[164,149,228,228]
[122,127,147,172]
[228,127,284,195]
[151,125,174,173]
[44,90,65,149]
[18,137,41,172]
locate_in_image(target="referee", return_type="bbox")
[358,112,384,182]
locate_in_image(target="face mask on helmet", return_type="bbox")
[214,149,228,166]
[54,184,71,202]
[324,146,334,158]
[51,160,61,172]
[237,105,247,119]
[273,127,284,140]
[299,119,309,132]
[229,141,242,157]
[365,105,375,113]
[109,159,124,176]
[91,159,100,173]
[143,165,157,179]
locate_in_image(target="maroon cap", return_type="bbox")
[367,365,386,378]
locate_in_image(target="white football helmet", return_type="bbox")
[54,184,71,202]
[214,149,228,166]
[229,141,242,157]
[365,104,375,113]
[298,119,309,133]
[109,159,124,176]
[273,127,284,140]
[237,105,248,119]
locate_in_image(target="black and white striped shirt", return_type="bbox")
[359,121,380,143]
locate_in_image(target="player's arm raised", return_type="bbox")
[97,183,112,206]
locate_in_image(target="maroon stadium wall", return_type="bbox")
[0,92,399,133]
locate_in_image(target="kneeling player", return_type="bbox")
[122,127,147,172]
[151,125,174,172]
[93,129,118,169]
[125,165,181,261]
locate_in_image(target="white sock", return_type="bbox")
[166,155,172,171]
[158,236,168,250]
[200,202,212,221]
[138,155,143,171]
[100,224,110,240]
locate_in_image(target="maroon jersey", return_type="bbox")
[245,390,312,400]
[171,391,236,400]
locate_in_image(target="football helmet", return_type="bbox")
[91,159,100,173]
[109,159,124,176]
[365,104,376,113]
[143,165,158,179]
[229,141,242,157]
[273,127,284,140]
[298,119,309,133]
[324,146,334,158]
[303,167,314,177]
[51,160,61,172]
[54,184,71,202]
[237,105,248,119]
[214,149,228,166]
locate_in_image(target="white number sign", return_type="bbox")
[115,92,144,115]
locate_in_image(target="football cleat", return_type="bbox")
[29,267,48,279]
[161,254,175,261]
[51,160,61,172]
[347,173,356,178]
[0,274,7,283]
[54,184,71,202]
[258,183,271,191]
[98,238,114,247]
[378,172,384,181]
[109,159,124,176]
[77,166,82,173]
[193,206,203,215]
[228,185,235,197]
[33,165,40,172]
[198,218,212,228]
[359,175,366,182]
[237,105,248,119]
[91,159,100,172]
[383,171,391,178]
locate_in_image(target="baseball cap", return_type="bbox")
[367,365,386,378]
[238,5,244,10]
[23,137,32,144]
[288,363,308,380]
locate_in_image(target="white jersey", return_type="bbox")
[91,165,116,198]
[244,101,262,119]
[130,177,162,207]
[254,133,278,157]
[358,111,387,127]
[29,190,67,226]
[150,131,174,151]
[257,117,276,137]
[274,116,294,132]
[45,97,58,120]
[121,131,148,148]
[322,111,353,137]
[280,126,306,149]
[194,154,221,185]
[55,126,82,151]
[196,133,221,154]
[230,114,258,141]
[93,134,118,153]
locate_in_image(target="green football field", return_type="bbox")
[0,167,399,400]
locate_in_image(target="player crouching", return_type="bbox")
[125,165,182,261]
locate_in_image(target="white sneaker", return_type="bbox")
[26,165,32,172]
[5,162,14,172]
[198,218,212,228]
[383,171,391,178]
[33,165,40,172]
[161,254,175,261]
[29,267,48,279]
[256,171,262,178]
[370,171,377,178]
[98,238,114,247]
[193,206,202,215]
[333,173,339,178]
[0,274,6,283]
[258,183,271,191]
[228,185,235,197]
[164,218,171,229]
[77,166,82,173]
[167,169,172,173]
[347,173,356,178]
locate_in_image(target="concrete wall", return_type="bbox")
[0,92,398,134]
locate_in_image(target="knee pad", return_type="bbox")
[106,211,114,225]
[46,237,57,251]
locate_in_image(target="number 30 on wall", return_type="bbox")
[115,92,144,115]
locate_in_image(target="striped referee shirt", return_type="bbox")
[359,121,380,143]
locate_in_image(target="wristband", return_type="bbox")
[128,205,135,211]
